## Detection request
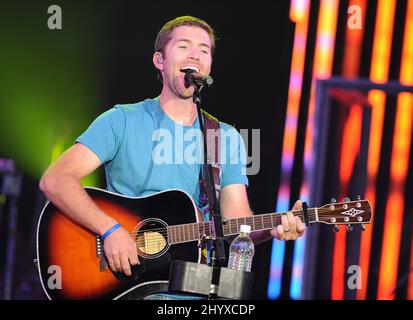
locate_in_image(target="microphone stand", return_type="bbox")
[192,85,227,300]
[167,78,253,300]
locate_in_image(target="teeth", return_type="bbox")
[181,66,199,73]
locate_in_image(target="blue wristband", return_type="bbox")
[101,223,121,240]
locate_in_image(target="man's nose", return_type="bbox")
[188,50,200,61]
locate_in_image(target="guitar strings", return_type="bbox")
[131,213,364,246]
[129,213,319,240]
[130,210,319,237]
[126,208,368,248]
[129,212,317,235]
[112,205,367,240]
[131,211,367,247]
[130,208,363,238]
[132,222,365,246]
[138,207,369,238]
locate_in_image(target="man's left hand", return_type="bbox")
[271,200,305,241]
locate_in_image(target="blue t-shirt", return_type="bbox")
[76,97,248,214]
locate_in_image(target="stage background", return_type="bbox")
[0,0,412,300]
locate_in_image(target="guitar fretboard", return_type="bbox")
[167,221,212,244]
[167,209,315,245]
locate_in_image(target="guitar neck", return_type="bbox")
[167,209,316,245]
[222,209,316,237]
[165,197,372,245]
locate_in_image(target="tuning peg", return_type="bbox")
[333,224,340,232]
[330,198,337,204]
[357,195,361,201]
[343,197,350,203]
[346,224,353,232]
[361,224,366,231]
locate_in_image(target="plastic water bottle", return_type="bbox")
[227,225,255,272]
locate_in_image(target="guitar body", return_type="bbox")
[36,188,202,300]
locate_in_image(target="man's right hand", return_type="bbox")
[103,226,140,276]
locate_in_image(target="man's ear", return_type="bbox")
[153,52,164,70]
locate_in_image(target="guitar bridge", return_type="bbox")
[96,235,108,272]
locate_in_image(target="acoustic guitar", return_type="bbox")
[36,187,372,299]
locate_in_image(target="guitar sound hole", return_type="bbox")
[134,219,168,258]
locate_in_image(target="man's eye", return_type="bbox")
[178,45,188,49]
[201,50,209,54]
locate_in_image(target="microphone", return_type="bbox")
[184,69,214,88]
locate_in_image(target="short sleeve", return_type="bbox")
[220,125,249,188]
[76,106,126,164]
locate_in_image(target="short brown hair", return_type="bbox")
[155,15,217,56]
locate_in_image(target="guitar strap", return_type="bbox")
[198,110,222,220]
[196,110,221,265]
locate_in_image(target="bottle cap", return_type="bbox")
[240,224,251,234]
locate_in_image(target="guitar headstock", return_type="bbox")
[316,197,372,232]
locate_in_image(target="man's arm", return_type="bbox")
[40,143,114,234]
[219,184,305,244]
[39,143,139,275]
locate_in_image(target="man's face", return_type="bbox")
[157,26,213,99]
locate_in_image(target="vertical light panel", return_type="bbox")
[331,104,363,300]
[331,0,366,300]
[378,0,413,300]
[268,0,310,300]
[342,0,367,79]
[294,0,339,299]
[339,106,363,184]
[357,0,397,300]
[299,0,340,201]
[406,1,413,301]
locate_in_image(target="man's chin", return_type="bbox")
[170,81,194,99]
[177,88,194,100]
[178,93,193,100]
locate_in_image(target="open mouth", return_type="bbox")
[180,66,200,73]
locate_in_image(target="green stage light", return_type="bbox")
[0,1,109,187]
